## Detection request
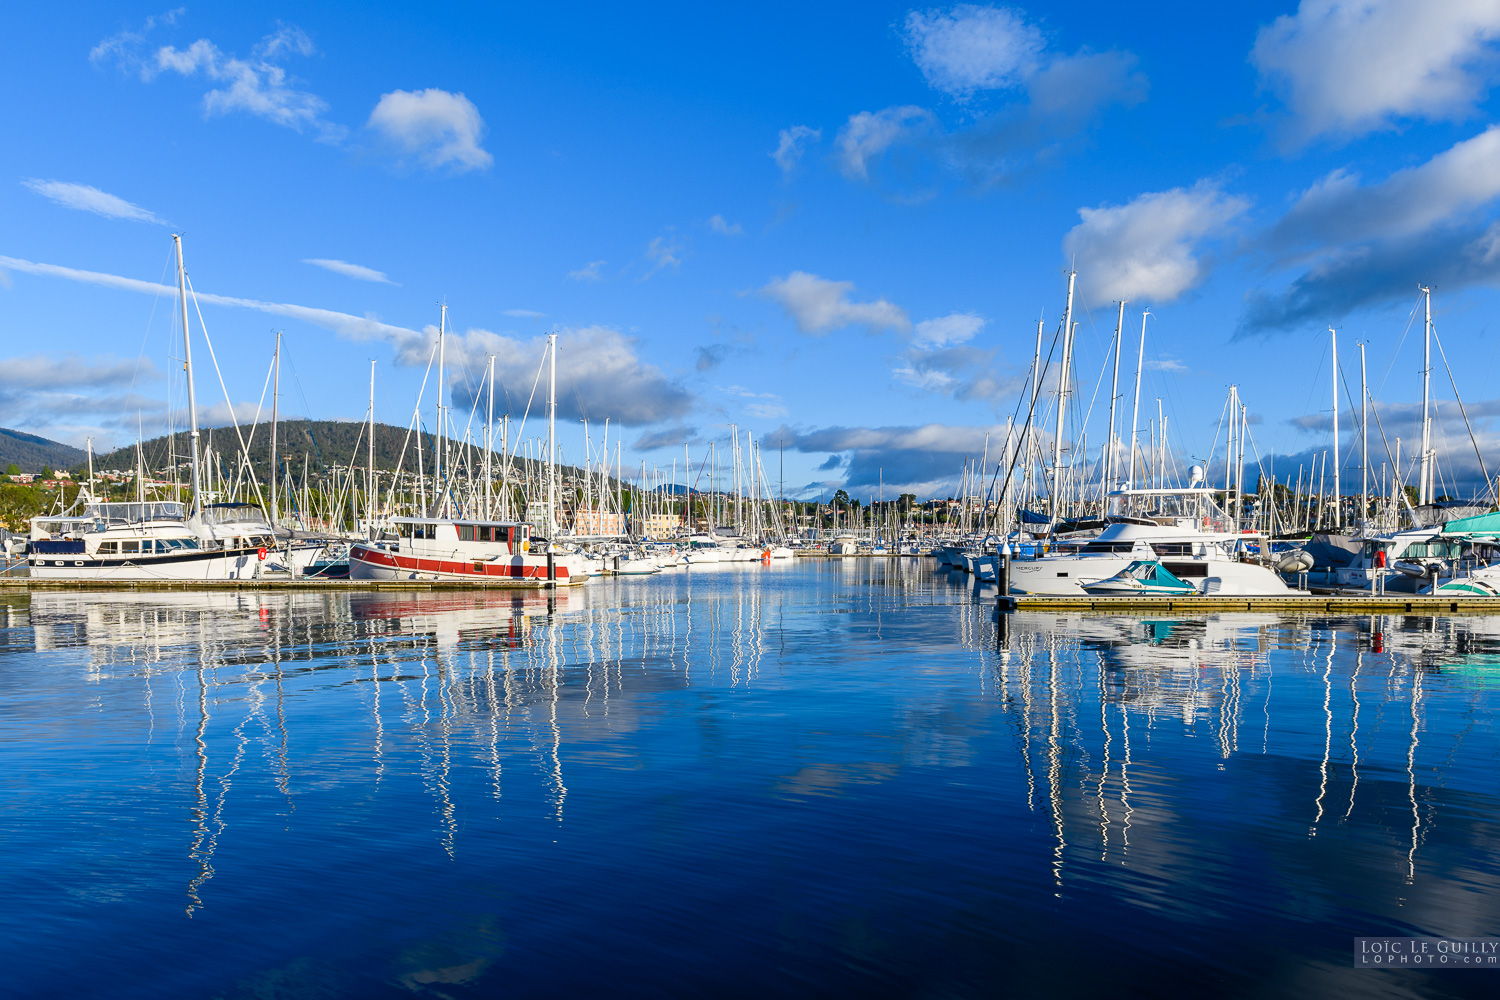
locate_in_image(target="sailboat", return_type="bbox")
[26,236,282,581]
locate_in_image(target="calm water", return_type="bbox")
[2,560,1498,998]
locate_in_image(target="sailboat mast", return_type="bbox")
[271,331,281,524]
[485,355,495,521]
[1106,300,1125,492]
[173,235,203,517]
[435,303,447,517]
[1360,342,1368,528]
[1051,270,1077,518]
[547,332,558,538]
[1128,310,1148,489]
[1419,286,1432,505]
[368,359,376,535]
[1330,326,1340,529]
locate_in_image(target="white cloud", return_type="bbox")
[836,105,936,180]
[1271,125,1500,249]
[0,253,690,427]
[0,254,419,344]
[0,354,157,388]
[772,125,821,174]
[98,21,345,142]
[892,364,958,392]
[21,179,164,224]
[761,271,910,334]
[774,421,1008,494]
[88,8,183,66]
[1252,0,1500,144]
[913,312,984,348]
[366,88,492,172]
[644,234,685,277]
[303,258,395,284]
[1143,358,1188,373]
[568,260,606,282]
[503,308,544,319]
[1062,182,1249,303]
[708,214,744,236]
[718,384,788,419]
[902,4,1045,98]
[891,343,1015,404]
[429,326,694,426]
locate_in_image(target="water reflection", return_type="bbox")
[3,563,1498,996]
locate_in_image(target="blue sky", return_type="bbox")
[6,2,1500,498]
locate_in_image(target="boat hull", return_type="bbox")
[27,548,267,581]
[348,543,585,586]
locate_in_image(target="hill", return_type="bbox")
[90,419,596,483]
[0,427,87,474]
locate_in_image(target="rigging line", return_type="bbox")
[229,351,278,498]
[987,319,1064,524]
[381,331,439,513]
[184,274,268,512]
[1375,294,1423,401]
[1333,353,1368,475]
[1430,324,1492,494]
[1300,336,1329,434]
[132,249,175,392]
[1203,391,1232,476]
[1150,327,1195,467]
[503,342,550,468]
[1365,387,1416,514]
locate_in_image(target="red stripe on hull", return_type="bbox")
[349,544,574,585]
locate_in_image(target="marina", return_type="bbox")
[3,560,1497,997]
[10,4,1500,996]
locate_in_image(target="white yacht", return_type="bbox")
[828,534,860,555]
[27,502,274,581]
[1006,487,1293,596]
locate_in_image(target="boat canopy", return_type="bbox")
[1441,510,1500,538]
[1121,560,1193,588]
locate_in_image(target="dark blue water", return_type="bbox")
[2,560,1497,998]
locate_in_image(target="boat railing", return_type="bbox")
[84,502,189,527]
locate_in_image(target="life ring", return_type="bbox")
[257,546,268,561]
[521,540,529,553]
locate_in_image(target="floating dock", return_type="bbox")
[998,594,1500,614]
[0,577,561,592]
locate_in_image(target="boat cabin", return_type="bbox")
[391,518,531,555]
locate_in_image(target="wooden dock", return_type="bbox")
[0,577,562,593]
[998,594,1500,614]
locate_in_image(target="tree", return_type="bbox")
[40,467,55,480]
[0,483,43,531]
[832,489,850,506]
[4,464,18,476]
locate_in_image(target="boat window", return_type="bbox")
[398,521,413,538]
[97,541,118,555]
[1152,543,1193,557]
[1082,541,1134,554]
[458,525,477,541]
[121,540,140,554]
[1401,541,1464,559]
